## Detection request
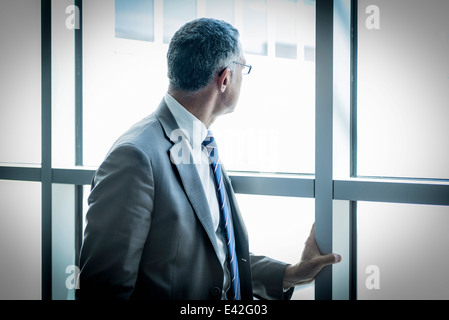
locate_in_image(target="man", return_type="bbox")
[76,18,340,300]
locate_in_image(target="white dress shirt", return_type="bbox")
[164,93,231,299]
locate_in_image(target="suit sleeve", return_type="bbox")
[76,143,154,299]
[250,254,295,300]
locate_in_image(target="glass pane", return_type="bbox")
[0,0,41,165]
[116,0,154,42]
[84,0,315,174]
[0,180,41,299]
[275,1,297,59]
[242,0,268,56]
[212,0,315,174]
[357,201,449,299]
[52,0,75,167]
[206,0,234,24]
[357,0,449,179]
[52,184,76,300]
[236,194,315,299]
[163,0,197,44]
[83,0,168,167]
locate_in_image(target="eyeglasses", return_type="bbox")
[233,61,252,75]
[219,61,252,76]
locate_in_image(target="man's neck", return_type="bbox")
[168,86,219,128]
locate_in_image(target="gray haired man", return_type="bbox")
[76,18,340,300]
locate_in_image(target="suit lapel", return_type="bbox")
[169,143,220,255]
[156,99,253,298]
[155,100,221,258]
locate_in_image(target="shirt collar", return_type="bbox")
[164,93,208,149]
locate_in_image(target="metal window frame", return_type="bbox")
[315,0,334,300]
[74,0,84,284]
[41,0,52,301]
[1,0,449,300]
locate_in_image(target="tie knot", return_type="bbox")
[202,130,217,148]
[202,130,219,161]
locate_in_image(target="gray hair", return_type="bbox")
[167,18,241,92]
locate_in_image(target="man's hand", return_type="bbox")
[283,223,341,289]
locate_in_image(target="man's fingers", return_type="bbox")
[309,223,315,238]
[305,223,315,246]
[317,253,342,266]
[306,222,342,266]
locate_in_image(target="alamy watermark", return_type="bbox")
[168,120,281,171]
[65,265,80,290]
[65,5,80,30]
[365,5,380,30]
[65,263,381,291]
[365,264,380,290]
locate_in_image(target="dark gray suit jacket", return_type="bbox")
[76,100,293,300]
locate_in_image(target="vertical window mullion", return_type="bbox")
[349,200,357,300]
[41,0,52,301]
[349,0,358,300]
[350,0,358,178]
[75,0,83,167]
[74,0,84,274]
[315,0,334,300]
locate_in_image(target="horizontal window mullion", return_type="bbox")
[3,166,448,205]
[0,166,41,182]
[229,174,315,198]
[52,168,95,185]
[334,179,449,206]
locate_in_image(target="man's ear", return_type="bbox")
[218,68,231,93]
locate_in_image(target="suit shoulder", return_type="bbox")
[109,113,168,155]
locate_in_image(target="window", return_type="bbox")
[0,180,41,299]
[52,184,76,300]
[356,0,449,180]
[83,0,168,167]
[52,0,75,167]
[237,194,315,300]
[116,0,155,42]
[206,0,234,24]
[0,0,42,300]
[241,0,267,56]
[212,0,316,174]
[346,0,449,300]
[82,0,316,174]
[0,0,41,165]
[1,0,448,302]
[357,202,449,300]
[163,0,197,43]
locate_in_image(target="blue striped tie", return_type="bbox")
[202,130,241,300]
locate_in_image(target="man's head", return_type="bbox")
[167,18,241,92]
